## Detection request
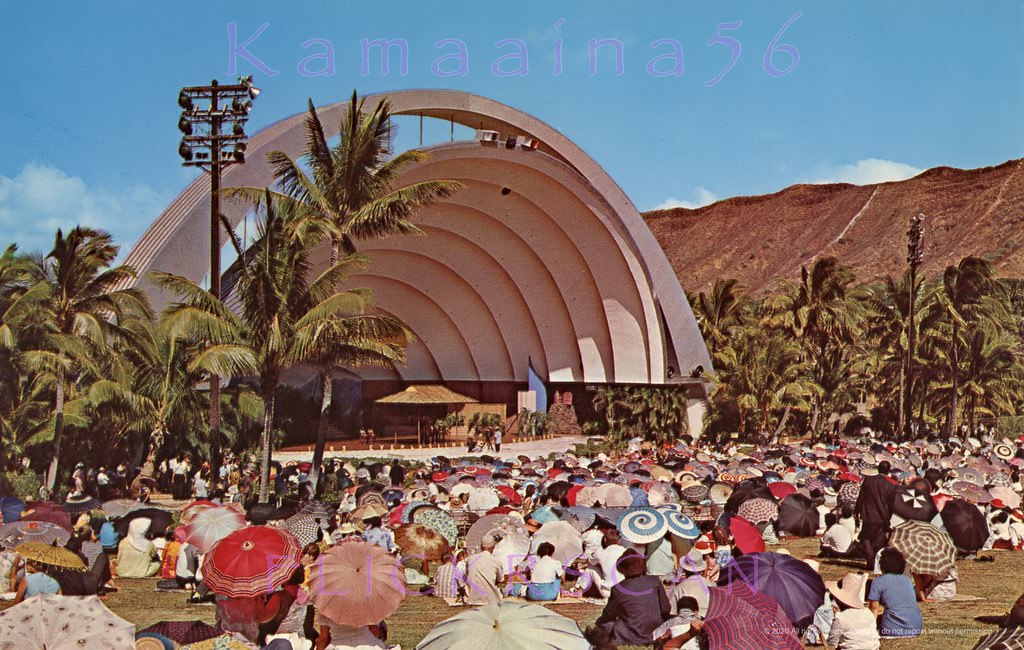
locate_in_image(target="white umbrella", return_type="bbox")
[0,594,135,649]
[467,487,500,513]
[530,521,583,565]
[416,601,589,650]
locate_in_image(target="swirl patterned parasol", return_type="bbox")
[617,507,668,544]
[662,508,700,539]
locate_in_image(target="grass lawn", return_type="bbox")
[14,538,1018,649]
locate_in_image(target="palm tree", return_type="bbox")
[958,326,1020,433]
[688,278,748,362]
[764,256,863,433]
[226,91,459,489]
[36,228,148,491]
[87,314,261,491]
[160,191,408,502]
[923,256,998,436]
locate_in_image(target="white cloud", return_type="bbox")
[652,186,718,211]
[809,158,923,186]
[0,163,170,255]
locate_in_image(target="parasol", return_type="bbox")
[892,486,939,522]
[0,594,135,649]
[940,499,989,552]
[530,521,583,565]
[202,526,302,598]
[141,620,222,645]
[889,520,956,576]
[183,504,246,553]
[395,523,450,561]
[737,498,778,524]
[0,520,70,547]
[351,503,389,520]
[308,541,407,627]
[0,496,24,523]
[717,552,826,629]
[15,541,86,570]
[415,601,589,650]
[662,508,701,539]
[465,514,529,554]
[561,506,597,533]
[703,585,802,650]
[837,482,861,509]
[20,504,72,532]
[100,498,147,518]
[284,512,323,547]
[617,507,668,544]
[412,507,460,548]
[727,516,766,554]
[776,494,819,537]
[768,482,797,500]
[62,494,102,515]
[113,507,172,537]
[299,500,337,519]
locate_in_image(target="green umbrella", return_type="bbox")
[416,601,589,650]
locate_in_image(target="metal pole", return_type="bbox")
[208,80,222,477]
[904,214,924,440]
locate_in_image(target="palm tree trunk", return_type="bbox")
[773,405,791,439]
[46,373,65,492]
[259,386,277,503]
[310,369,332,492]
[309,238,342,494]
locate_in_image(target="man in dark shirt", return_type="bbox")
[855,460,896,570]
[587,549,671,648]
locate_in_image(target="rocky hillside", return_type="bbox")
[643,159,1024,295]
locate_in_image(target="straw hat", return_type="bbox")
[826,572,866,609]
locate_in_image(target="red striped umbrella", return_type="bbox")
[704,586,802,650]
[202,526,302,597]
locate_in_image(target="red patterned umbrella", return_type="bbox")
[141,620,222,645]
[202,526,302,597]
[20,503,72,532]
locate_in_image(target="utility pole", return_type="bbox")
[177,76,259,476]
[904,213,925,439]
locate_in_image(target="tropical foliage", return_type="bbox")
[694,255,1024,443]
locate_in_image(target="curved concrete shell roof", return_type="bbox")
[124,89,711,387]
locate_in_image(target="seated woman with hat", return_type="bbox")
[826,572,879,650]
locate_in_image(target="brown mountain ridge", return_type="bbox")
[643,158,1024,295]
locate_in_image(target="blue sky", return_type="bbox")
[1,1,1022,253]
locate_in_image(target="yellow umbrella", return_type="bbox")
[15,541,86,570]
[351,503,389,520]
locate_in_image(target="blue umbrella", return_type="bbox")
[0,497,24,523]
[629,486,650,507]
[717,551,826,631]
[661,508,700,539]
[617,507,667,544]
